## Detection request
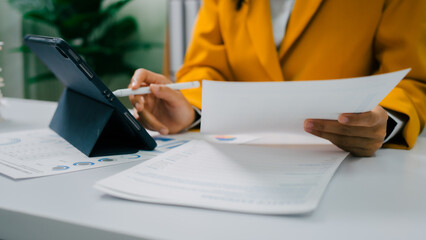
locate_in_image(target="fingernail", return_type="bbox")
[304,121,313,133]
[159,128,168,135]
[340,116,349,123]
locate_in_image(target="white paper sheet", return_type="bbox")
[0,129,189,179]
[201,69,410,144]
[95,140,349,215]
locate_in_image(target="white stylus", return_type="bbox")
[112,81,201,97]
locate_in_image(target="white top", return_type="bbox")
[270,0,295,47]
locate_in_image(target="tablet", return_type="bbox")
[24,34,157,156]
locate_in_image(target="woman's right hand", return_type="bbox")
[129,68,196,135]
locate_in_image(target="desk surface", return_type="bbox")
[0,98,425,240]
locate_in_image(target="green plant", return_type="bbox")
[9,0,161,83]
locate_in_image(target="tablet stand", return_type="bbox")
[50,88,142,157]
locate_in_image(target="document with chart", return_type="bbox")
[0,129,189,179]
[201,69,410,144]
[95,140,349,215]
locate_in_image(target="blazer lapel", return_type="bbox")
[246,0,284,82]
[278,0,324,59]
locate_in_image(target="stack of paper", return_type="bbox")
[96,140,348,214]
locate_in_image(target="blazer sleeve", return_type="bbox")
[176,0,234,109]
[376,0,426,149]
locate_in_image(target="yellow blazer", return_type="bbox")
[176,0,426,149]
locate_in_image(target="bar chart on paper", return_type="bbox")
[0,129,189,179]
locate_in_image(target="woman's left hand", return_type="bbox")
[304,105,389,157]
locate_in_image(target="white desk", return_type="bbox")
[0,97,425,240]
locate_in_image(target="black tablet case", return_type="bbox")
[25,35,157,157]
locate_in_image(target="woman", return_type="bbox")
[129,0,426,157]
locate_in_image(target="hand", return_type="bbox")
[304,105,389,157]
[129,68,195,135]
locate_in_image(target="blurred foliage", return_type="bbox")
[9,0,162,83]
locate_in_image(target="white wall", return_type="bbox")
[120,0,167,74]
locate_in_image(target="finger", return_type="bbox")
[129,95,145,112]
[338,111,377,127]
[307,128,383,153]
[134,96,145,112]
[132,108,140,120]
[150,84,185,107]
[333,144,378,157]
[138,109,169,135]
[304,119,385,139]
[338,106,388,127]
[131,68,171,89]
[128,79,146,89]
